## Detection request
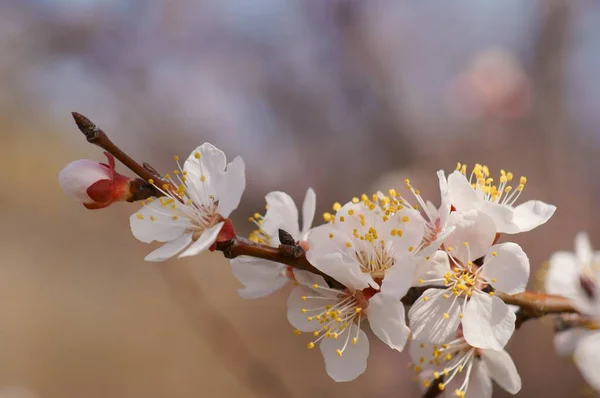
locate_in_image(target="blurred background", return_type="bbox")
[1,0,599,397]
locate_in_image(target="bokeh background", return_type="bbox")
[1,0,599,397]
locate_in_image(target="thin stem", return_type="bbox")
[214,236,343,289]
[71,112,171,197]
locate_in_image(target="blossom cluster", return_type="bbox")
[60,143,574,397]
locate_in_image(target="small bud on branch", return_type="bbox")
[71,112,172,198]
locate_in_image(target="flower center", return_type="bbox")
[137,153,220,237]
[414,338,478,397]
[457,162,527,206]
[354,239,395,277]
[418,243,498,319]
[298,284,365,357]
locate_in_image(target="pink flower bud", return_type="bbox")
[59,152,132,209]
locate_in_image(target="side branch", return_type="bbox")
[214,236,343,289]
[71,112,170,195]
[496,291,578,327]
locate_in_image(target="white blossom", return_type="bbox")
[286,200,425,381]
[409,336,521,397]
[410,211,529,350]
[231,188,316,299]
[447,164,555,234]
[129,143,245,262]
[546,232,600,390]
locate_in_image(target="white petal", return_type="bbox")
[177,222,224,258]
[183,143,226,198]
[320,327,370,382]
[238,280,288,299]
[144,233,193,262]
[230,257,288,299]
[381,256,419,299]
[334,202,372,232]
[445,209,496,264]
[408,288,462,344]
[574,332,600,391]
[412,251,452,286]
[447,170,480,211]
[554,328,588,357]
[407,340,437,370]
[481,243,530,294]
[437,170,452,227]
[58,160,111,202]
[478,201,517,234]
[287,286,326,332]
[366,294,410,351]
[301,187,317,238]
[462,292,515,350]
[185,143,227,174]
[545,252,580,298]
[506,200,556,234]
[462,361,494,398]
[575,232,594,266]
[260,191,300,240]
[292,270,337,295]
[481,348,522,394]
[129,202,188,243]
[215,156,246,218]
[387,206,425,254]
[307,224,376,291]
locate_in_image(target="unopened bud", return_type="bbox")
[58,152,133,210]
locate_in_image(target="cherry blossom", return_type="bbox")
[410,210,529,350]
[129,143,245,262]
[409,336,521,397]
[231,188,316,299]
[447,164,555,234]
[286,200,425,381]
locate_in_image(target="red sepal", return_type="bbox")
[86,179,114,203]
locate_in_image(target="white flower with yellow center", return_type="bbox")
[409,336,521,397]
[231,188,316,299]
[410,210,530,350]
[286,201,425,381]
[448,163,555,234]
[129,143,245,262]
[545,232,600,391]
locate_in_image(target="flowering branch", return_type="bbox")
[69,112,579,321]
[64,112,596,397]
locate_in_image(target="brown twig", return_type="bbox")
[496,291,577,328]
[71,112,170,197]
[215,235,343,289]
